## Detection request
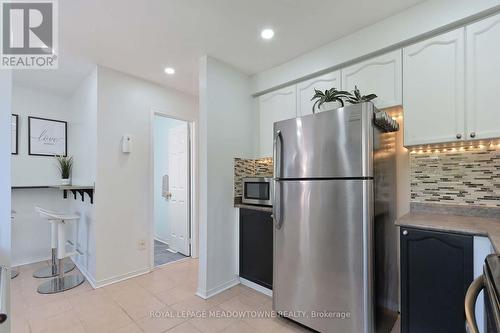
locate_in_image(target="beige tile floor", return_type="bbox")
[12,259,401,333]
[11,259,312,333]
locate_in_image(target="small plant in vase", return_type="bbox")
[310,88,351,114]
[56,155,73,186]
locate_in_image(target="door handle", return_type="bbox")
[465,275,484,333]
[273,130,282,229]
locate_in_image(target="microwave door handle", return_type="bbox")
[273,130,282,229]
[465,275,485,333]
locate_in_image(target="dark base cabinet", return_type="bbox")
[239,208,273,289]
[400,227,473,333]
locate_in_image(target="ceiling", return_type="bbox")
[13,0,426,96]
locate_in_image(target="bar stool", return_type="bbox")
[34,208,85,294]
[33,207,76,278]
[11,210,19,279]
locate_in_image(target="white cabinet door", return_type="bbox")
[403,28,465,146]
[341,50,402,109]
[259,86,296,157]
[296,71,341,116]
[466,13,500,140]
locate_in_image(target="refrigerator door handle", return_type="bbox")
[273,130,282,229]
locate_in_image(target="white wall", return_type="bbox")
[154,116,185,244]
[252,0,500,94]
[0,70,12,333]
[11,72,99,273]
[68,68,98,282]
[94,66,197,285]
[11,85,70,186]
[10,84,73,266]
[197,56,258,298]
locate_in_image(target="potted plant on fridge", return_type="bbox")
[311,86,378,113]
[310,88,351,114]
[344,86,378,104]
[55,155,73,186]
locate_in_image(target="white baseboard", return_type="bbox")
[154,236,169,245]
[196,277,240,299]
[239,277,273,297]
[72,258,98,289]
[93,267,150,288]
[12,255,51,268]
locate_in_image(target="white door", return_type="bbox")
[167,123,189,256]
[403,28,466,146]
[341,50,402,109]
[259,85,296,157]
[296,71,341,116]
[466,12,500,140]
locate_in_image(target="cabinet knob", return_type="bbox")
[456,133,462,139]
[402,230,408,236]
[470,132,476,138]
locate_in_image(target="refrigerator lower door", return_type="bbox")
[273,179,373,333]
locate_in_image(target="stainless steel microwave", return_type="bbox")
[242,177,273,206]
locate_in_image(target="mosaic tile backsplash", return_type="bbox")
[234,157,273,197]
[410,145,500,207]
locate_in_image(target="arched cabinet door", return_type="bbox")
[403,28,465,146]
[258,86,296,157]
[466,12,500,140]
[400,227,473,333]
[296,70,341,117]
[341,50,402,109]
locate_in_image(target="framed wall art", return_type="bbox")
[28,116,67,156]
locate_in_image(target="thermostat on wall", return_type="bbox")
[122,135,132,153]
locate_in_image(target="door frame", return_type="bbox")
[149,109,198,270]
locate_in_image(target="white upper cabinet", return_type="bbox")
[259,85,297,157]
[296,71,341,116]
[341,50,402,109]
[466,13,500,140]
[403,28,466,146]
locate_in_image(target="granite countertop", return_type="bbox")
[397,212,500,253]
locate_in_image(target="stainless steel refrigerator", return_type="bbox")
[272,102,399,333]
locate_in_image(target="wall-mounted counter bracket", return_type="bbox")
[58,186,94,204]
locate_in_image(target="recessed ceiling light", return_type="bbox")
[260,28,274,40]
[164,67,175,75]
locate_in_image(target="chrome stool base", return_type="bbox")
[11,270,19,279]
[33,261,75,278]
[37,274,85,294]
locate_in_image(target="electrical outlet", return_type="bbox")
[138,239,147,250]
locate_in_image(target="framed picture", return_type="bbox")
[28,116,67,156]
[11,114,18,155]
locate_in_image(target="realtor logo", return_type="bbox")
[1,0,58,69]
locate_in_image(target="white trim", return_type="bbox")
[12,255,51,268]
[149,108,198,270]
[154,236,169,246]
[93,267,150,289]
[196,277,240,299]
[239,277,273,297]
[71,257,98,289]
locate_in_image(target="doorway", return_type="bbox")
[153,114,191,267]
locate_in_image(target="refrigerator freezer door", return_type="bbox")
[273,179,373,333]
[273,102,374,179]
